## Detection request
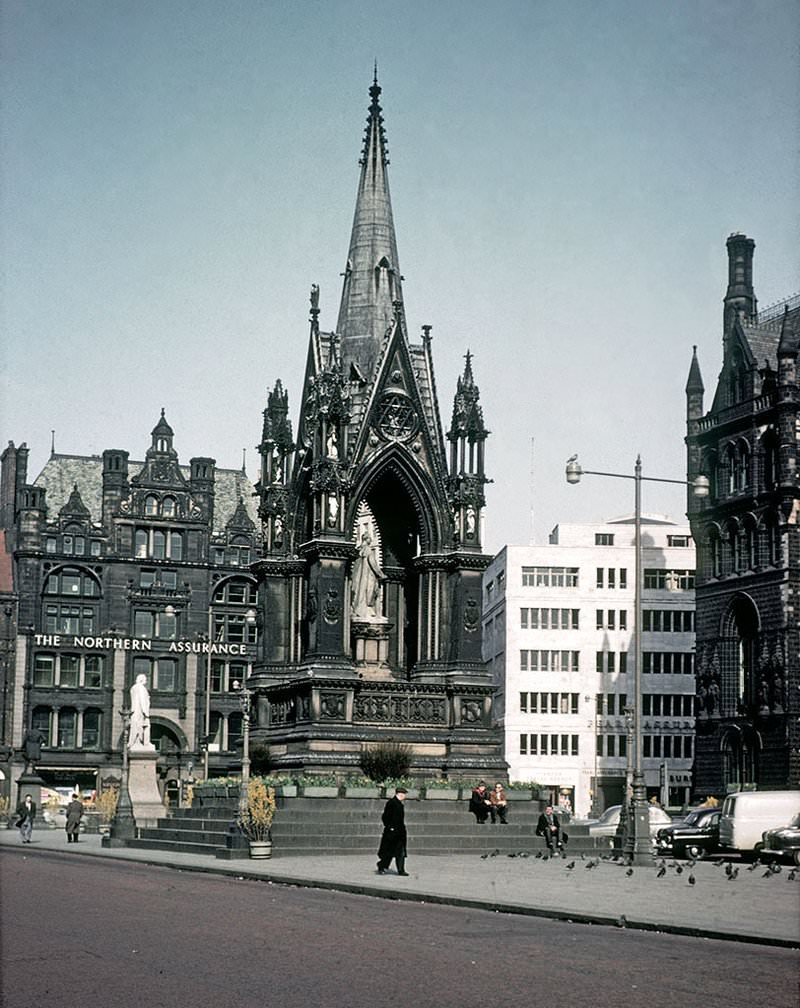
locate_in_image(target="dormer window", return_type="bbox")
[162,497,176,518]
[156,437,168,452]
[145,495,159,516]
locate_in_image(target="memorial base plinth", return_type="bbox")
[352,618,392,679]
[127,748,166,827]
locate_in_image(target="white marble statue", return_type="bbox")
[129,673,152,748]
[351,528,385,619]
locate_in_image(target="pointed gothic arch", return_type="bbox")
[718,592,760,715]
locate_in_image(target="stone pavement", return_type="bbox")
[2,829,797,948]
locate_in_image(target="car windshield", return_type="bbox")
[596,805,620,824]
[788,812,800,828]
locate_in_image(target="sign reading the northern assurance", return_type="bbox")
[33,634,250,656]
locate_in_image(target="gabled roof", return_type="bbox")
[33,455,258,535]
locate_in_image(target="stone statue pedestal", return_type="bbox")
[127,747,165,827]
[352,618,393,680]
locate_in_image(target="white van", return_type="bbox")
[719,790,800,854]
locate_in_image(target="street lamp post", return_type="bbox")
[232,679,253,819]
[233,609,257,818]
[107,706,136,844]
[566,455,708,865]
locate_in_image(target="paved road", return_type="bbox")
[2,851,797,1008]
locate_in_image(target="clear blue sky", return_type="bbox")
[3,0,798,552]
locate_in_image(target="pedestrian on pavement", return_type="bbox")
[536,804,565,853]
[489,782,508,824]
[469,781,492,823]
[377,786,408,876]
[15,794,36,844]
[65,793,83,843]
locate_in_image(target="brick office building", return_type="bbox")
[0,415,260,802]
[685,234,799,796]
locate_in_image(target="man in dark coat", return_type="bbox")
[65,793,84,843]
[377,786,408,876]
[469,781,492,823]
[536,804,565,853]
[15,794,36,844]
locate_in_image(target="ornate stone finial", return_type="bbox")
[310,283,320,312]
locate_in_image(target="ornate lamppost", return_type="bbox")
[232,679,253,819]
[566,455,708,865]
[105,706,136,845]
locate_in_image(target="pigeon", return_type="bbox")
[724,861,733,877]
[535,851,543,859]
[675,865,684,875]
[728,867,739,880]
[507,852,518,858]
[762,868,773,878]
[772,864,783,875]
[746,859,760,871]
[480,853,489,859]
[688,873,696,886]
[566,861,576,870]
[787,870,796,882]
[656,865,667,878]
[519,851,530,858]
[625,868,634,877]
[489,849,500,858]
[616,914,628,928]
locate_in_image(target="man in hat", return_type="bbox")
[376,786,408,876]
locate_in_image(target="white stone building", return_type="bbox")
[483,516,696,818]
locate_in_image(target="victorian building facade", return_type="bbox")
[250,76,504,780]
[0,418,260,802]
[685,234,799,797]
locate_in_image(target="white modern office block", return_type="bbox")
[483,516,696,818]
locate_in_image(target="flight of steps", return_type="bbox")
[125,796,612,860]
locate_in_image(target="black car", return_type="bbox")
[761,812,800,866]
[655,807,721,860]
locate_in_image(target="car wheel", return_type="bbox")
[793,849,800,867]
[686,844,705,861]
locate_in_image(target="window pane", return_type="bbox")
[33,655,55,687]
[59,655,80,687]
[82,709,101,748]
[84,656,103,688]
[58,709,77,747]
[156,659,176,692]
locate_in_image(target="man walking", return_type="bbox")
[376,786,408,876]
[65,793,84,843]
[15,794,36,844]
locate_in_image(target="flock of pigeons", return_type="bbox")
[478,847,797,885]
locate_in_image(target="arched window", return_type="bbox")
[152,530,166,559]
[43,566,98,597]
[58,708,78,748]
[145,495,159,516]
[725,444,737,496]
[761,429,778,490]
[735,441,750,493]
[162,496,176,517]
[213,578,257,606]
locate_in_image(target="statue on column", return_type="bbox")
[351,527,385,620]
[129,674,152,748]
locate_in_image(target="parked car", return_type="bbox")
[655,806,721,859]
[761,812,800,866]
[719,790,800,855]
[587,803,672,838]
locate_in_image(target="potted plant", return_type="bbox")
[237,778,276,858]
[95,787,119,836]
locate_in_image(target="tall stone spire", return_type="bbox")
[336,70,405,382]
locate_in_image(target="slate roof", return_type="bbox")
[34,455,259,535]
